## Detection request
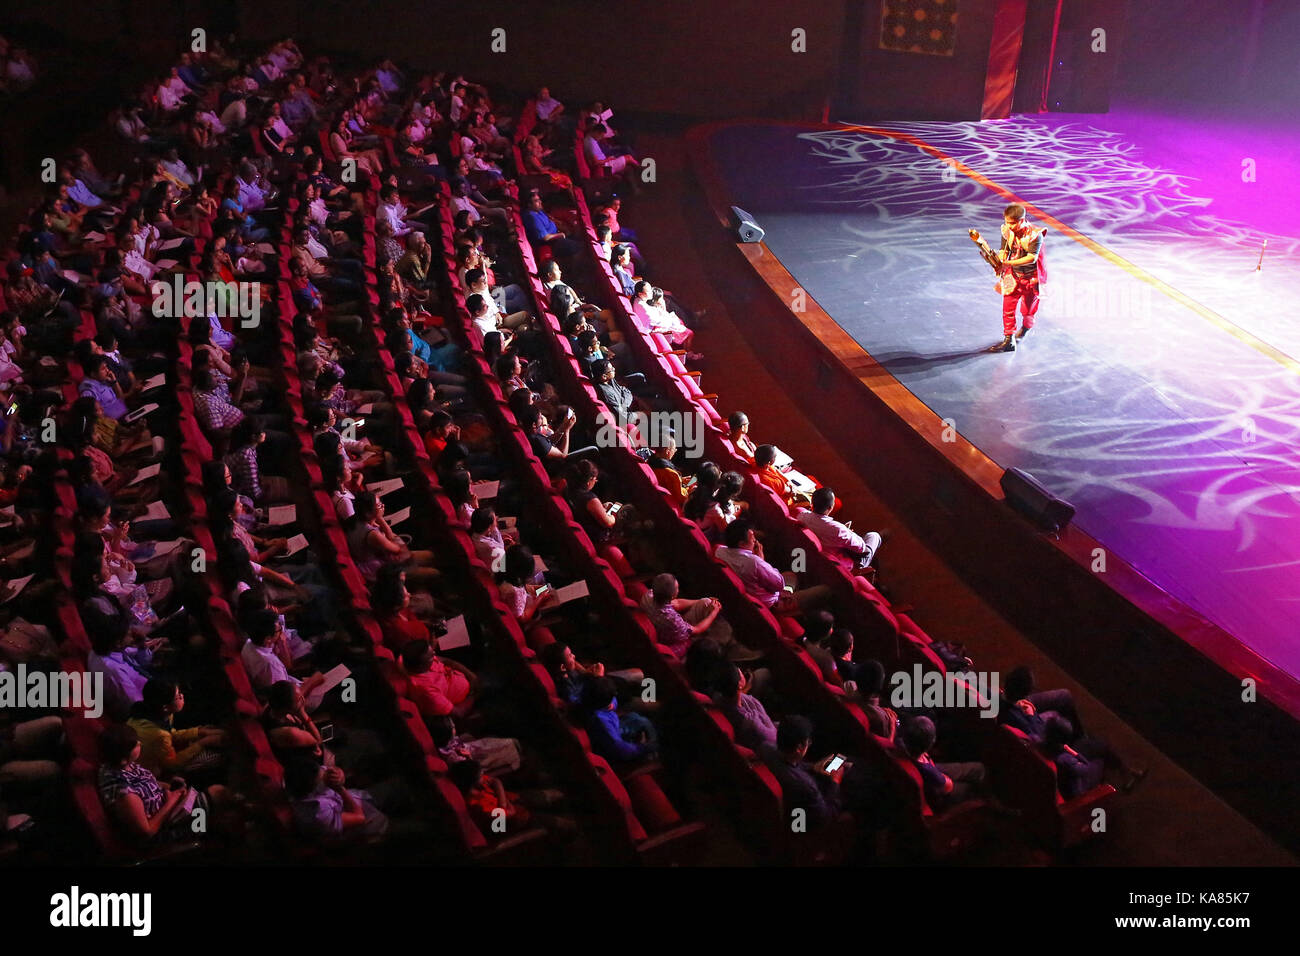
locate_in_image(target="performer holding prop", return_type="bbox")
[970,203,1047,353]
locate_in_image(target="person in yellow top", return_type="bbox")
[126,680,227,778]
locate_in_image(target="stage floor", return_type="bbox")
[705,108,1300,675]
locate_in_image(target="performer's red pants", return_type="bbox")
[1002,273,1040,337]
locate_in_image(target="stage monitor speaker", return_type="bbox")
[730,205,765,244]
[1000,467,1075,533]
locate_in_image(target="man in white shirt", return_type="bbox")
[466,293,503,340]
[715,519,831,614]
[62,169,103,210]
[156,69,189,112]
[237,162,270,213]
[534,86,563,123]
[263,101,296,151]
[464,268,529,331]
[469,506,509,569]
[159,148,196,188]
[795,487,882,571]
[240,610,325,703]
[378,185,431,237]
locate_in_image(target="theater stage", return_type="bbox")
[694,109,1300,683]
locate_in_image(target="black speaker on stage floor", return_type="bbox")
[730,205,765,243]
[1000,467,1075,533]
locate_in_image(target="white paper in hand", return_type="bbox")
[368,477,404,497]
[123,402,159,424]
[130,462,162,485]
[142,500,171,521]
[151,539,184,557]
[553,580,590,606]
[284,533,310,556]
[438,615,471,651]
[470,480,499,500]
[1,574,34,604]
[386,506,411,526]
[267,504,297,525]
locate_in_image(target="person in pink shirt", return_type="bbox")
[401,639,477,719]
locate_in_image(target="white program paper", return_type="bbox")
[438,615,471,651]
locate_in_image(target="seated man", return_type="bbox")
[240,608,326,704]
[753,443,795,503]
[795,486,882,571]
[582,677,657,765]
[715,662,778,752]
[763,715,841,829]
[897,715,986,811]
[583,123,639,188]
[283,756,389,841]
[465,269,529,331]
[522,194,579,258]
[77,355,131,422]
[1040,714,1147,797]
[645,433,687,506]
[639,572,724,659]
[520,405,596,472]
[715,519,831,615]
[999,666,1085,744]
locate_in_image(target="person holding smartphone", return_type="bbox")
[764,715,842,830]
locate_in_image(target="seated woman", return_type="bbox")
[563,459,647,546]
[726,410,759,466]
[330,113,385,176]
[219,177,269,243]
[631,281,696,354]
[497,544,558,629]
[371,565,440,653]
[400,638,478,721]
[698,471,749,546]
[97,723,229,845]
[74,533,172,629]
[344,492,439,589]
[520,132,573,190]
[440,466,479,527]
[683,462,722,523]
[126,679,227,781]
[224,419,292,505]
[262,680,331,766]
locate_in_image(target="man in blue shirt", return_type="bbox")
[582,677,656,764]
[78,355,131,420]
[522,194,579,258]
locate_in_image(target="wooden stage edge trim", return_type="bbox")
[684,118,1300,722]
